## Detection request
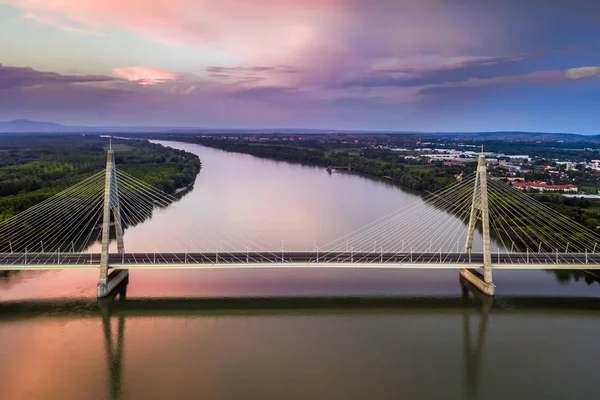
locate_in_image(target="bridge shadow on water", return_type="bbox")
[2,278,600,400]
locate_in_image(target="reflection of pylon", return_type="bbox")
[98,149,125,297]
[461,280,492,400]
[100,294,126,400]
[463,155,493,295]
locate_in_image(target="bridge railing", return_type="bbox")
[2,251,600,268]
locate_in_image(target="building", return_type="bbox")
[555,161,575,170]
[491,177,523,182]
[503,155,530,162]
[505,165,529,173]
[510,181,578,193]
[590,160,600,170]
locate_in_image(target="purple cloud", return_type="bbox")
[0,64,116,90]
[206,65,304,84]
[417,69,598,97]
[330,55,567,90]
[206,65,303,74]
[230,86,298,100]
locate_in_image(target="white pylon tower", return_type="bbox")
[464,154,494,295]
[97,144,125,298]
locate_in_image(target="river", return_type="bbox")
[1,140,600,399]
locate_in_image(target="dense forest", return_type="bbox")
[0,135,201,222]
[531,193,599,231]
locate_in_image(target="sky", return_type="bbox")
[0,0,599,133]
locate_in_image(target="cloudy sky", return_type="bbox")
[1,0,599,132]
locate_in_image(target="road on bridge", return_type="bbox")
[1,251,600,269]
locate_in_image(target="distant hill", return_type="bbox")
[0,120,407,134]
[0,119,165,133]
[431,131,592,141]
[0,119,595,139]
[0,119,70,133]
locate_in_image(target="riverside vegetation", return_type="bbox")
[0,135,201,223]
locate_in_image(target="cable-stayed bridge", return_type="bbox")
[1,150,600,298]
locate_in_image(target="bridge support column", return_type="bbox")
[98,149,127,298]
[463,155,494,296]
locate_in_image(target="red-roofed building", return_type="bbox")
[510,181,578,193]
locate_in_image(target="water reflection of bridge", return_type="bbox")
[3,279,600,399]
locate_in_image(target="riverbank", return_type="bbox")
[145,134,471,193]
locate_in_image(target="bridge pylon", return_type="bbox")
[462,155,494,296]
[97,149,128,298]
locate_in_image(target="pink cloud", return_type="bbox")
[8,0,342,49]
[7,0,504,70]
[113,67,177,85]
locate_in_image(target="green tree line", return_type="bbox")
[0,135,201,222]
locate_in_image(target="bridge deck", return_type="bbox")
[1,251,600,270]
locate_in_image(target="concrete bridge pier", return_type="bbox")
[98,269,129,298]
[460,268,494,296]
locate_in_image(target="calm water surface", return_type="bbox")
[1,141,600,399]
